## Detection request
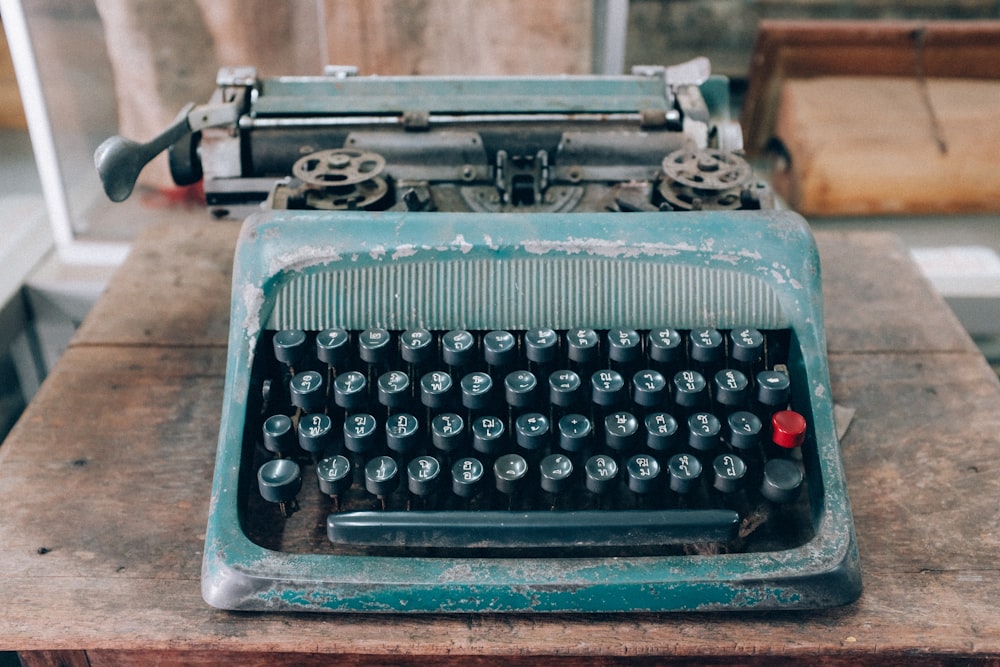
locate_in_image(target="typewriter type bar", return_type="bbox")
[202,209,861,612]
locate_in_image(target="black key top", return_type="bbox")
[262,414,296,456]
[377,371,411,409]
[730,328,764,364]
[316,454,352,498]
[713,369,749,408]
[525,328,559,364]
[760,458,804,504]
[625,454,661,495]
[385,413,420,455]
[584,454,618,495]
[400,328,434,365]
[687,412,722,453]
[471,415,506,456]
[494,453,529,497]
[420,371,453,410]
[258,458,302,514]
[712,453,747,494]
[364,455,399,500]
[442,329,476,368]
[645,412,679,452]
[343,413,378,455]
[430,412,465,453]
[289,370,325,412]
[756,370,791,408]
[591,369,626,407]
[557,413,592,453]
[297,412,334,455]
[566,328,599,364]
[666,453,702,494]
[539,453,574,495]
[673,370,707,409]
[333,371,367,411]
[451,457,485,498]
[273,329,308,367]
[514,412,550,452]
[483,330,517,367]
[689,327,724,365]
[632,369,668,408]
[504,370,538,409]
[604,411,640,453]
[358,327,392,365]
[548,370,582,408]
[316,327,349,367]
[460,372,493,410]
[407,455,442,498]
[328,509,740,548]
[648,328,683,364]
[608,328,642,364]
[727,411,763,451]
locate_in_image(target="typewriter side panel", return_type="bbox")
[202,209,860,612]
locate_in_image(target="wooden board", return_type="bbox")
[3,222,1000,664]
[769,75,1000,216]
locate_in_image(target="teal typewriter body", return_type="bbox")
[96,61,860,612]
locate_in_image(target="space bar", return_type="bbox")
[327,509,740,548]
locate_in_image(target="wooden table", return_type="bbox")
[2,221,999,665]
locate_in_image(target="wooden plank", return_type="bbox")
[322,0,593,76]
[742,20,1000,155]
[770,76,1000,216]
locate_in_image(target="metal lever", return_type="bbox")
[94,101,239,202]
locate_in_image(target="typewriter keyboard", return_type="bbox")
[245,326,816,557]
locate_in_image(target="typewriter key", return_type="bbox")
[591,369,626,407]
[420,371,454,409]
[483,330,517,367]
[386,413,420,455]
[514,413,550,452]
[442,329,476,368]
[760,458,804,504]
[771,409,807,450]
[289,371,325,412]
[625,454,661,495]
[689,328,724,365]
[365,456,400,507]
[557,414,592,453]
[343,413,378,455]
[262,414,296,456]
[524,328,558,364]
[712,453,747,494]
[494,453,529,497]
[272,329,308,367]
[604,411,640,453]
[648,328,683,364]
[471,416,506,457]
[730,328,764,364]
[315,327,349,368]
[548,370,582,408]
[316,454,352,504]
[566,328,599,364]
[608,328,642,364]
[727,411,763,451]
[713,369,749,407]
[400,328,434,365]
[297,412,334,455]
[673,370,707,409]
[584,454,618,495]
[358,327,392,366]
[504,370,538,409]
[258,458,302,516]
[539,454,574,495]
[632,369,668,408]
[756,370,791,408]
[687,412,722,453]
[407,455,442,498]
[377,371,411,410]
[451,457,485,499]
[431,413,466,453]
[333,371,368,411]
[460,372,493,410]
[645,412,679,452]
[666,453,702,494]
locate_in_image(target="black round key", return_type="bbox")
[407,455,442,497]
[667,453,702,494]
[514,412,550,451]
[273,329,307,366]
[557,414,592,452]
[364,455,399,498]
[400,328,434,365]
[258,458,302,504]
[377,370,411,409]
[625,454,661,495]
[689,327,724,364]
[342,413,378,454]
[727,411,763,451]
[297,412,334,454]
[608,328,642,363]
[644,412,679,452]
[494,453,529,496]
[385,413,420,455]
[333,370,367,411]
[262,414,296,455]
[504,370,538,409]
[548,370,582,408]
[358,327,392,365]
[730,328,765,364]
[524,328,558,364]
[712,453,747,494]
[442,329,476,367]
[289,370,325,412]
[672,370,707,408]
[648,328,683,364]
[420,371,453,409]
[483,330,517,367]
[687,412,722,452]
[760,458,804,504]
[316,454,352,497]
[430,412,465,453]
[584,454,618,495]
[471,415,506,456]
[591,369,626,407]
[756,370,791,407]
[539,454,574,494]
[604,411,640,453]
[566,328,600,364]
[316,327,349,367]
[451,457,485,498]
[460,372,493,410]
[632,369,668,408]
[714,368,749,407]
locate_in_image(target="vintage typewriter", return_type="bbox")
[96,59,860,612]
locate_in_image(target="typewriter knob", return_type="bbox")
[644,412,679,452]
[451,457,486,499]
[257,458,302,516]
[365,456,400,502]
[262,414,297,456]
[687,412,722,453]
[591,370,626,408]
[385,413,420,455]
[483,330,517,367]
[407,455,442,497]
[549,370,583,408]
[316,454,352,498]
[420,371,454,409]
[460,372,494,410]
[539,454,574,495]
[377,371,411,410]
[504,371,538,409]
[273,329,308,367]
[726,411,763,451]
[471,416,506,456]
[584,454,618,495]
[771,409,807,450]
[289,371,325,412]
[760,458,804,504]
[666,453,703,494]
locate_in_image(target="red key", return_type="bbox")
[771,409,807,449]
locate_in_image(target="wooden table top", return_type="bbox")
[1,221,999,666]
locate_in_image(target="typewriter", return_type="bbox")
[96,59,861,612]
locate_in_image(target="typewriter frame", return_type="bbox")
[201,208,861,612]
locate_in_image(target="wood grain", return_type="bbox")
[2,223,999,663]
